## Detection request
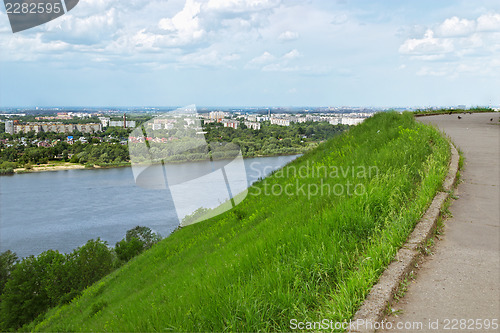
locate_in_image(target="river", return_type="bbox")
[0,155,298,258]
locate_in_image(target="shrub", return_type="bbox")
[0,250,65,331]
[115,226,162,262]
[0,239,114,331]
[0,250,17,296]
[115,238,143,262]
[66,239,114,292]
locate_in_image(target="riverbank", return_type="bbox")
[6,152,304,175]
[13,163,86,174]
[11,162,132,174]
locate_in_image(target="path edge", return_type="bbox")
[348,137,459,333]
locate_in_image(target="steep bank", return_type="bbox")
[30,112,450,332]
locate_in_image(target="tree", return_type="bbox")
[0,250,17,296]
[0,250,65,331]
[115,226,162,263]
[66,238,113,292]
[115,238,143,262]
[125,226,162,250]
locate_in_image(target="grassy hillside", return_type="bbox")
[32,112,450,332]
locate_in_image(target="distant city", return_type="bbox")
[1,104,499,115]
[1,105,499,137]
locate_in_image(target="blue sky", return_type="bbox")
[0,0,499,107]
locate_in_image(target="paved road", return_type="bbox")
[379,113,500,333]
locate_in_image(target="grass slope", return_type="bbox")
[32,112,450,332]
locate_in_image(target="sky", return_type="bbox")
[0,0,499,108]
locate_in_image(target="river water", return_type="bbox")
[0,155,298,258]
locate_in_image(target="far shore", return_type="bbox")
[13,163,86,174]
[11,162,132,174]
[6,153,302,175]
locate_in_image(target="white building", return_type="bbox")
[223,120,239,129]
[109,120,136,128]
[244,121,261,130]
[98,117,110,127]
[341,117,365,126]
[209,111,227,122]
[270,118,290,126]
[5,120,14,135]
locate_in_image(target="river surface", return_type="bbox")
[0,155,298,258]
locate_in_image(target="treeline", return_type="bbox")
[129,121,348,164]
[204,121,348,157]
[0,226,161,331]
[0,141,130,173]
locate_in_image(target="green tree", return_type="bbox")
[0,250,65,331]
[0,250,18,296]
[125,226,162,250]
[66,238,113,292]
[115,226,162,262]
[115,238,143,262]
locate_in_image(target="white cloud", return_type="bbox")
[178,48,240,68]
[477,12,500,31]
[436,16,476,37]
[206,0,279,13]
[399,29,454,55]
[43,8,118,45]
[247,49,302,71]
[283,49,301,59]
[248,51,276,64]
[158,0,205,46]
[278,30,299,41]
[1,34,72,61]
[400,11,500,78]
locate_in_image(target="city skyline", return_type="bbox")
[1,0,499,107]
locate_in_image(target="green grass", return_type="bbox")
[413,106,494,117]
[31,112,450,332]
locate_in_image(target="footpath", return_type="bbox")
[378,113,500,332]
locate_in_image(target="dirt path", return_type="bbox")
[378,113,500,333]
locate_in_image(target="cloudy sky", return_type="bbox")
[0,0,499,107]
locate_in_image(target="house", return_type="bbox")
[222,120,239,129]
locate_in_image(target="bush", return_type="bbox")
[0,239,114,331]
[0,250,65,331]
[69,154,79,163]
[0,168,14,175]
[125,226,162,250]
[115,226,162,262]
[0,250,17,296]
[0,161,17,170]
[66,239,114,292]
[115,238,143,262]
